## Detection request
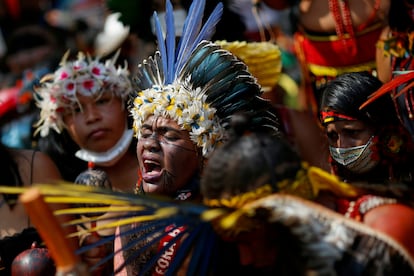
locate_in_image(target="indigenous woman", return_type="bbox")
[114,0,279,274]
[33,50,138,192]
[201,113,414,275]
[33,50,138,274]
[319,71,414,258]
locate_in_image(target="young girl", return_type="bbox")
[34,50,138,193]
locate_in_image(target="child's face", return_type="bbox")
[63,91,127,152]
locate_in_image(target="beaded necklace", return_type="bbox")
[329,0,357,56]
[329,0,381,57]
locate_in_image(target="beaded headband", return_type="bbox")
[320,110,357,125]
[33,50,133,137]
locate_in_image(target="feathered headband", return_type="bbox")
[33,50,133,137]
[130,0,278,157]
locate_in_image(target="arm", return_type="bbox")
[31,151,62,183]
[31,151,81,255]
[376,26,393,83]
[364,204,414,260]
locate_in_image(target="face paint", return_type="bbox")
[137,116,200,195]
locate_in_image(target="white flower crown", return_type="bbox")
[131,83,225,157]
[34,51,133,137]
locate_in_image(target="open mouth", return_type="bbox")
[142,159,163,183]
[143,159,162,173]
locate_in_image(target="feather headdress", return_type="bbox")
[1,180,414,275]
[360,71,414,138]
[130,0,278,157]
[33,50,133,137]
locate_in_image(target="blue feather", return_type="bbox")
[175,0,206,78]
[197,61,246,91]
[185,224,216,276]
[190,3,224,54]
[165,0,175,84]
[113,221,172,275]
[153,11,168,85]
[177,42,219,82]
[205,75,257,105]
[164,224,202,275]
[140,224,189,275]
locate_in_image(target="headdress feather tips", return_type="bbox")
[131,0,279,157]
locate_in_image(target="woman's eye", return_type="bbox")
[162,130,180,141]
[141,131,152,138]
[326,131,338,141]
[96,98,110,105]
[344,129,362,138]
[164,134,179,141]
[73,106,82,113]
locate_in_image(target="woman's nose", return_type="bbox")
[337,136,352,148]
[142,135,161,152]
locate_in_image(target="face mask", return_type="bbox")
[75,128,133,167]
[329,136,379,173]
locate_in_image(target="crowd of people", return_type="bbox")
[0,0,414,275]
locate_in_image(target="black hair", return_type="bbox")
[320,71,400,126]
[0,143,24,207]
[320,72,414,184]
[388,0,414,32]
[0,143,23,187]
[35,129,85,182]
[201,114,301,199]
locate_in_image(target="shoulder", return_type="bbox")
[32,150,62,184]
[13,149,62,185]
[364,203,414,259]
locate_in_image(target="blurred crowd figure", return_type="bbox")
[0,0,413,167]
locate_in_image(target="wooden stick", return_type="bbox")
[19,187,88,274]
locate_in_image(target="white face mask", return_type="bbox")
[329,136,379,173]
[75,128,133,167]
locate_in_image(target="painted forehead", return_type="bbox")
[320,110,357,126]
